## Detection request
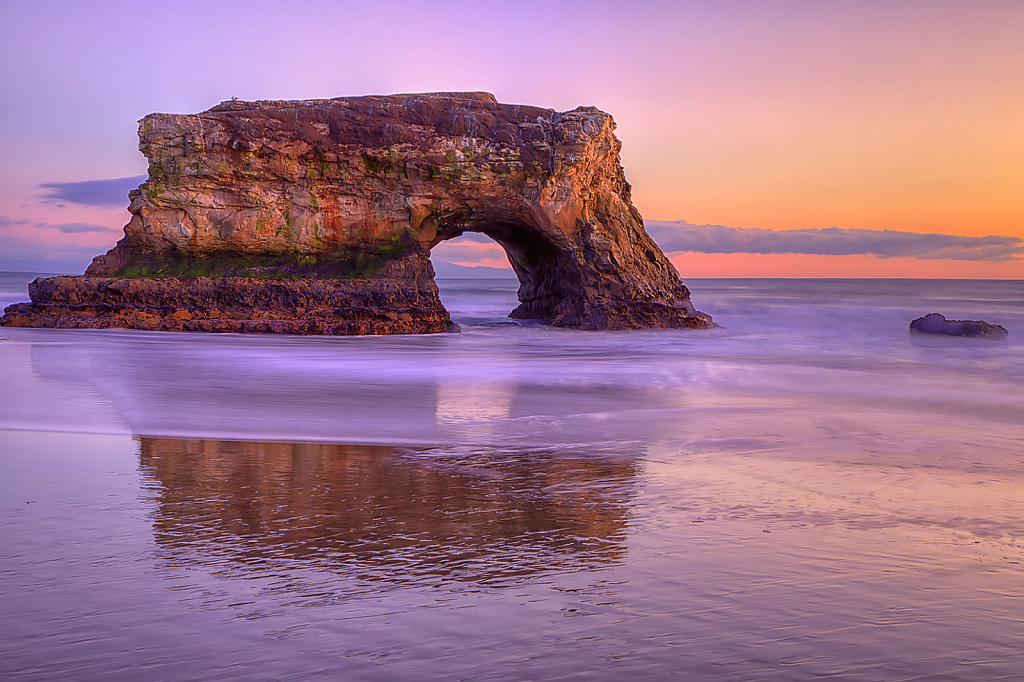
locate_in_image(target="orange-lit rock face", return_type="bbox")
[4,93,712,333]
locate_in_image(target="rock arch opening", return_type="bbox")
[426,217,576,322]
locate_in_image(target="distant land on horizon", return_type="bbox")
[431,262,516,279]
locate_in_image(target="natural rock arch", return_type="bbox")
[2,92,712,334]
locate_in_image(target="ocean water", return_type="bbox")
[1,272,1023,680]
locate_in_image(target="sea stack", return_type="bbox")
[910,313,1007,340]
[1,92,713,334]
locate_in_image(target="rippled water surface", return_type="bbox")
[1,273,1023,680]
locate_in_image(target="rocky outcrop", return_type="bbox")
[2,92,712,334]
[1,253,454,334]
[910,313,1007,340]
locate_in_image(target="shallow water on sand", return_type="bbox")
[1,274,1023,680]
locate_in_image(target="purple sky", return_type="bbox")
[1,0,1022,276]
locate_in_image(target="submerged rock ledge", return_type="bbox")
[2,92,712,335]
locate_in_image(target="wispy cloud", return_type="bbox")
[39,221,119,234]
[645,220,1024,262]
[40,175,146,207]
[0,216,32,228]
[1,215,119,234]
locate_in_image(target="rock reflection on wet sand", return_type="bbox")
[4,430,1024,681]
[140,438,635,586]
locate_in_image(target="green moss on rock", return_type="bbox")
[107,240,419,279]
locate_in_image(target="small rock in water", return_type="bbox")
[910,313,1007,340]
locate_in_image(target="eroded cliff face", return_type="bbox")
[4,92,712,334]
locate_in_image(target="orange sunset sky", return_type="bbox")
[1,0,1021,278]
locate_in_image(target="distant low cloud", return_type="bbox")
[0,216,32,228]
[430,234,508,267]
[1,215,117,233]
[42,221,119,234]
[0,216,119,272]
[646,220,1024,262]
[40,175,147,207]
[1,215,120,235]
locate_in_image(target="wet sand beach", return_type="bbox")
[2,275,1023,680]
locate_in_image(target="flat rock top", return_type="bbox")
[143,92,607,152]
[206,91,507,113]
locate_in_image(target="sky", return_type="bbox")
[1,0,1021,278]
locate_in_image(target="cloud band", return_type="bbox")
[645,221,1024,262]
[40,176,147,207]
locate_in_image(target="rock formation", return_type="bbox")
[2,92,712,334]
[910,313,1007,340]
